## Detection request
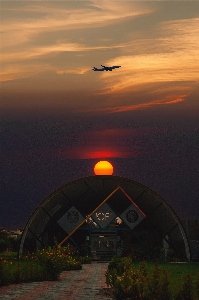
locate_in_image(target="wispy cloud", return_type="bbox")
[1,1,150,49]
[0,63,54,82]
[81,94,186,114]
[95,17,199,95]
[0,1,152,82]
[1,43,125,63]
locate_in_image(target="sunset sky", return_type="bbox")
[1,1,199,229]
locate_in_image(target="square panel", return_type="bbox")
[120,204,146,230]
[57,206,85,234]
[91,203,117,229]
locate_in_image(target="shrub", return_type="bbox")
[0,246,83,286]
[108,255,123,271]
[145,264,171,300]
[195,275,199,299]
[76,255,91,264]
[106,257,143,300]
[106,258,172,300]
[105,267,118,289]
[0,258,12,286]
[174,274,193,300]
[14,260,45,283]
[35,246,82,278]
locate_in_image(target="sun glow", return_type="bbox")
[94,161,113,176]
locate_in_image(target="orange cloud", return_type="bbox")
[107,94,186,113]
[80,94,187,114]
[0,1,153,82]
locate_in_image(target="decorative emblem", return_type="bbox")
[57,206,84,234]
[120,204,146,230]
[126,210,139,223]
[67,211,79,223]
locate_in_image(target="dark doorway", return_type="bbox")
[91,230,117,260]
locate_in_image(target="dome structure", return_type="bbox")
[19,176,190,261]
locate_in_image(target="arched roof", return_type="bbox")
[19,176,190,261]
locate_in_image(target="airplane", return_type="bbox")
[92,65,121,71]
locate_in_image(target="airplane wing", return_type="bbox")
[101,65,121,70]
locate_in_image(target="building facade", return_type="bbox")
[19,176,191,261]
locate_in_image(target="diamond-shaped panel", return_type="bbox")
[91,203,117,229]
[120,204,145,230]
[57,206,85,234]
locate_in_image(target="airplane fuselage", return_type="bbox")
[92,65,121,71]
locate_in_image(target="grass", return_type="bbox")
[158,263,199,295]
[133,262,199,297]
[107,257,199,299]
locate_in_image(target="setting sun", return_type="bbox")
[94,161,113,175]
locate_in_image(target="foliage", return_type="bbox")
[0,231,21,252]
[77,241,90,257]
[108,255,123,272]
[106,257,199,300]
[0,246,84,286]
[0,258,47,286]
[195,274,199,299]
[144,264,171,300]
[130,245,165,263]
[107,259,140,299]
[0,251,18,260]
[0,232,12,252]
[174,274,193,300]
[77,255,92,264]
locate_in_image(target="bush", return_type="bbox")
[174,274,193,300]
[106,257,144,300]
[106,257,198,300]
[108,255,123,271]
[195,275,199,299]
[0,259,44,286]
[105,257,171,300]
[35,246,82,277]
[76,255,92,264]
[0,246,83,286]
[145,264,171,300]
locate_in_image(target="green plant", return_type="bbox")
[77,255,91,264]
[106,260,172,300]
[105,267,118,288]
[0,245,84,286]
[106,257,143,300]
[78,241,90,257]
[108,255,123,271]
[195,275,199,299]
[174,274,193,300]
[35,246,73,280]
[145,264,171,300]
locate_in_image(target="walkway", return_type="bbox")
[0,263,113,300]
